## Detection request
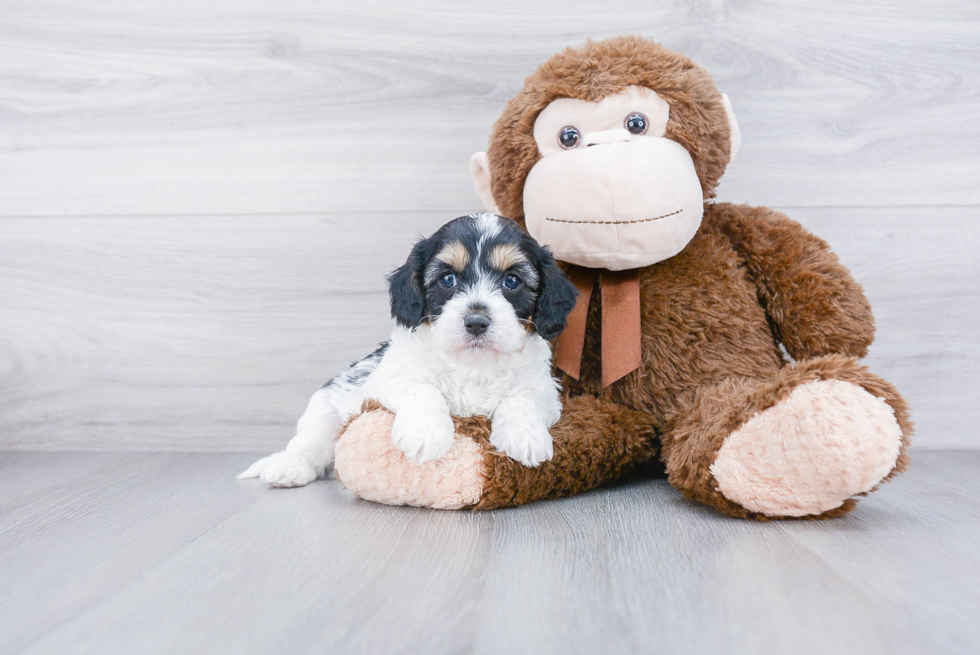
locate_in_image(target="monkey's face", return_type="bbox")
[523,86,707,271]
[471,37,742,272]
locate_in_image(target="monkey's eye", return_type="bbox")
[503,274,522,290]
[625,112,649,135]
[439,273,457,289]
[558,126,581,149]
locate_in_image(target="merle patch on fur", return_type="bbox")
[322,342,389,391]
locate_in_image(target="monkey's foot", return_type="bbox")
[709,379,903,517]
[334,407,486,510]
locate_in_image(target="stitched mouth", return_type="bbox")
[545,209,683,225]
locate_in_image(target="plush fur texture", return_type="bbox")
[327,36,913,519]
[713,203,876,360]
[487,35,733,225]
[709,379,902,517]
[338,396,658,509]
[335,400,485,510]
[659,354,912,520]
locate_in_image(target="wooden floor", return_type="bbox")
[1,450,977,655]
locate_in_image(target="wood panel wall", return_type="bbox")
[1,0,978,450]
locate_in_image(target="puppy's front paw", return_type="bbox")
[237,451,318,487]
[490,418,554,467]
[391,410,455,463]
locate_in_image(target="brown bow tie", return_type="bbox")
[554,266,643,387]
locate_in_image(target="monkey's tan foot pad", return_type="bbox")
[709,379,904,518]
[333,398,658,510]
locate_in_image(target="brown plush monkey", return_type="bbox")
[334,36,912,519]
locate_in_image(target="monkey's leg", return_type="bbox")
[660,354,912,519]
[333,397,657,510]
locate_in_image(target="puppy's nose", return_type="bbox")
[464,313,491,336]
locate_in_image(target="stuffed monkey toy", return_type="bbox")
[333,36,912,519]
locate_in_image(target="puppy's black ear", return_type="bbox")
[532,245,578,340]
[387,237,432,329]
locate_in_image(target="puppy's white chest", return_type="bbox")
[437,361,517,417]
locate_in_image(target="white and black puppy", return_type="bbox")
[239,212,578,488]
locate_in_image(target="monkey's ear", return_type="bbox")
[387,239,430,329]
[533,246,579,341]
[470,152,501,214]
[721,93,741,163]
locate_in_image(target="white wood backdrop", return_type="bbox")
[1,0,978,450]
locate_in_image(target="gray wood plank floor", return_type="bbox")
[0,450,977,655]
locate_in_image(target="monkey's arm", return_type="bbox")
[712,203,875,360]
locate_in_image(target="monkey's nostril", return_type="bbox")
[464,313,491,336]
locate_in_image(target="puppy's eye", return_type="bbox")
[503,274,522,290]
[439,273,457,289]
[558,126,580,149]
[625,112,648,135]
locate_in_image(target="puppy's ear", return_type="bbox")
[532,245,578,340]
[387,237,432,329]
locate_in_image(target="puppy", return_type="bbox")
[239,213,578,487]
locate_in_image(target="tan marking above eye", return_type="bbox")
[488,243,528,271]
[435,241,469,270]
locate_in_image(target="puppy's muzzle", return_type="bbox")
[464,312,491,336]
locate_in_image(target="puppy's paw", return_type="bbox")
[391,409,455,463]
[237,451,318,487]
[490,417,554,467]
